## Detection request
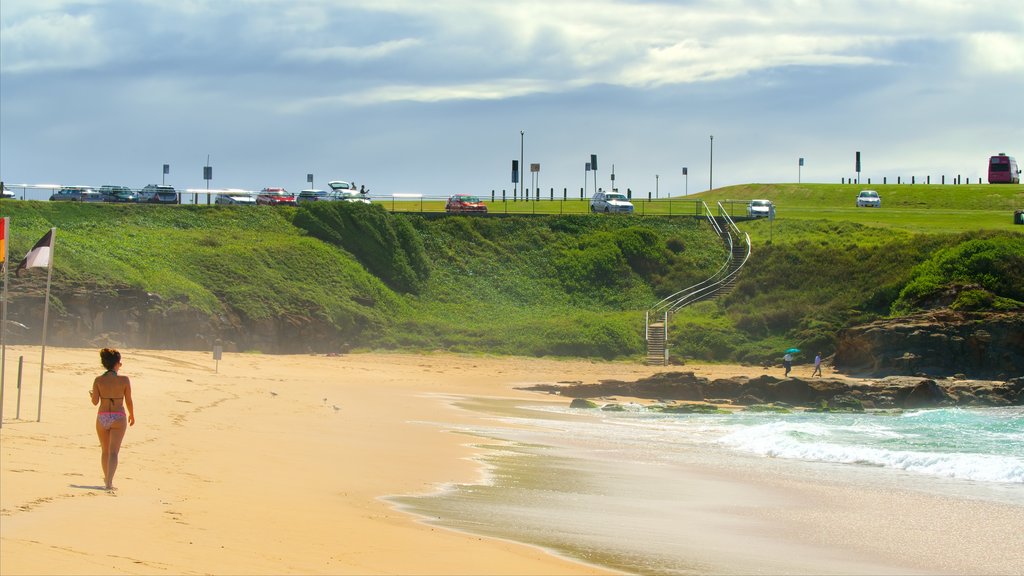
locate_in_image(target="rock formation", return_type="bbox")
[520,372,1024,409]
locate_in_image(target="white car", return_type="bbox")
[747,199,774,218]
[590,190,633,213]
[856,190,881,208]
[337,190,371,204]
[328,181,371,203]
[215,190,257,205]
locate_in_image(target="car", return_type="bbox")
[296,189,328,203]
[328,180,356,192]
[856,190,881,208]
[1,185,15,199]
[256,187,297,206]
[590,190,633,213]
[49,186,102,202]
[445,194,487,213]
[337,190,371,204]
[215,190,257,205]
[99,185,139,203]
[747,199,774,218]
[140,184,179,204]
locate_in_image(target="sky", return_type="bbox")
[2,0,1022,201]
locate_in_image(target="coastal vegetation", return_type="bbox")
[1,182,1021,362]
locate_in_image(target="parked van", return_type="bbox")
[988,153,1020,184]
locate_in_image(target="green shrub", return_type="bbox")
[294,203,430,294]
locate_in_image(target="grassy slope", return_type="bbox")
[2,182,1021,361]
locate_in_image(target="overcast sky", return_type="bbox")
[2,0,1022,200]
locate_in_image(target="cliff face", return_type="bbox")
[3,288,345,354]
[833,310,1024,379]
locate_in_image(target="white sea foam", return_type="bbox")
[717,420,1024,484]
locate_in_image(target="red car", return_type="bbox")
[445,194,487,213]
[257,187,297,206]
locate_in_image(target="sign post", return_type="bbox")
[213,340,223,373]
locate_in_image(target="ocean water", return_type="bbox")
[392,402,1024,575]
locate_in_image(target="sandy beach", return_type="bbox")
[1,347,1021,575]
[1,346,669,575]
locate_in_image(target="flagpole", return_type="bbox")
[37,227,55,422]
[0,216,8,428]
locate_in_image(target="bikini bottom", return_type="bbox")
[97,412,126,430]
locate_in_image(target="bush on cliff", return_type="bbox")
[294,202,430,294]
[892,234,1024,314]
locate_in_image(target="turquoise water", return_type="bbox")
[516,404,1024,484]
[710,407,1024,484]
[393,404,1024,574]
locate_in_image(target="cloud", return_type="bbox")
[0,11,110,73]
[962,32,1024,74]
[282,38,423,63]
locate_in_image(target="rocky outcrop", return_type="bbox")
[833,310,1024,379]
[519,371,1023,409]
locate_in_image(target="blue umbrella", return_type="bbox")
[785,348,800,354]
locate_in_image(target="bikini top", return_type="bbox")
[101,395,124,411]
[99,371,124,411]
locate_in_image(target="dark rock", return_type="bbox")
[829,395,865,411]
[901,380,950,408]
[657,403,724,414]
[734,394,766,406]
[569,398,599,409]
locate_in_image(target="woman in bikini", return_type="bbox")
[90,348,135,490]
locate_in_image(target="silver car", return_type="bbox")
[590,190,634,213]
[50,186,102,202]
[856,190,881,208]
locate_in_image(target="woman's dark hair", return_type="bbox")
[100,348,121,371]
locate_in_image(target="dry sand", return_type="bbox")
[2,346,685,575]
[2,348,1020,575]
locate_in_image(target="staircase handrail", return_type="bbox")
[645,201,752,364]
[648,204,733,314]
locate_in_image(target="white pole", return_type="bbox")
[37,227,55,422]
[0,216,8,428]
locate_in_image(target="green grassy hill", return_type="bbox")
[2,182,1021,362]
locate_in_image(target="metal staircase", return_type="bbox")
[645,201,751,365]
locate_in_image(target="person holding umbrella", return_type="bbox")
[783,348,799,377]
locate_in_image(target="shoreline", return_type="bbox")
[1,347,655,575]
[402,394,1024,575]
[2,347,1020,574]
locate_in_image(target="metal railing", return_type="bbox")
[644,201,752,362]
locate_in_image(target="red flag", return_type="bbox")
[16,229,54,277]
[0,217,7,267]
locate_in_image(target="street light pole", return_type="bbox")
[655,174,659,199]
[520,131,525,202]
[709,135,714,191]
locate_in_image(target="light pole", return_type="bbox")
[655,174,659,199]
[203,155,212,205]
[520,131,525,202]
[709,135,714,191]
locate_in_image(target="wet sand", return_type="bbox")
[2,347,1020,574]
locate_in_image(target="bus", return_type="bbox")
[988,153,1020,184]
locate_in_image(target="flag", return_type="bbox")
[16,229,54,277]
[0,217,7,267]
